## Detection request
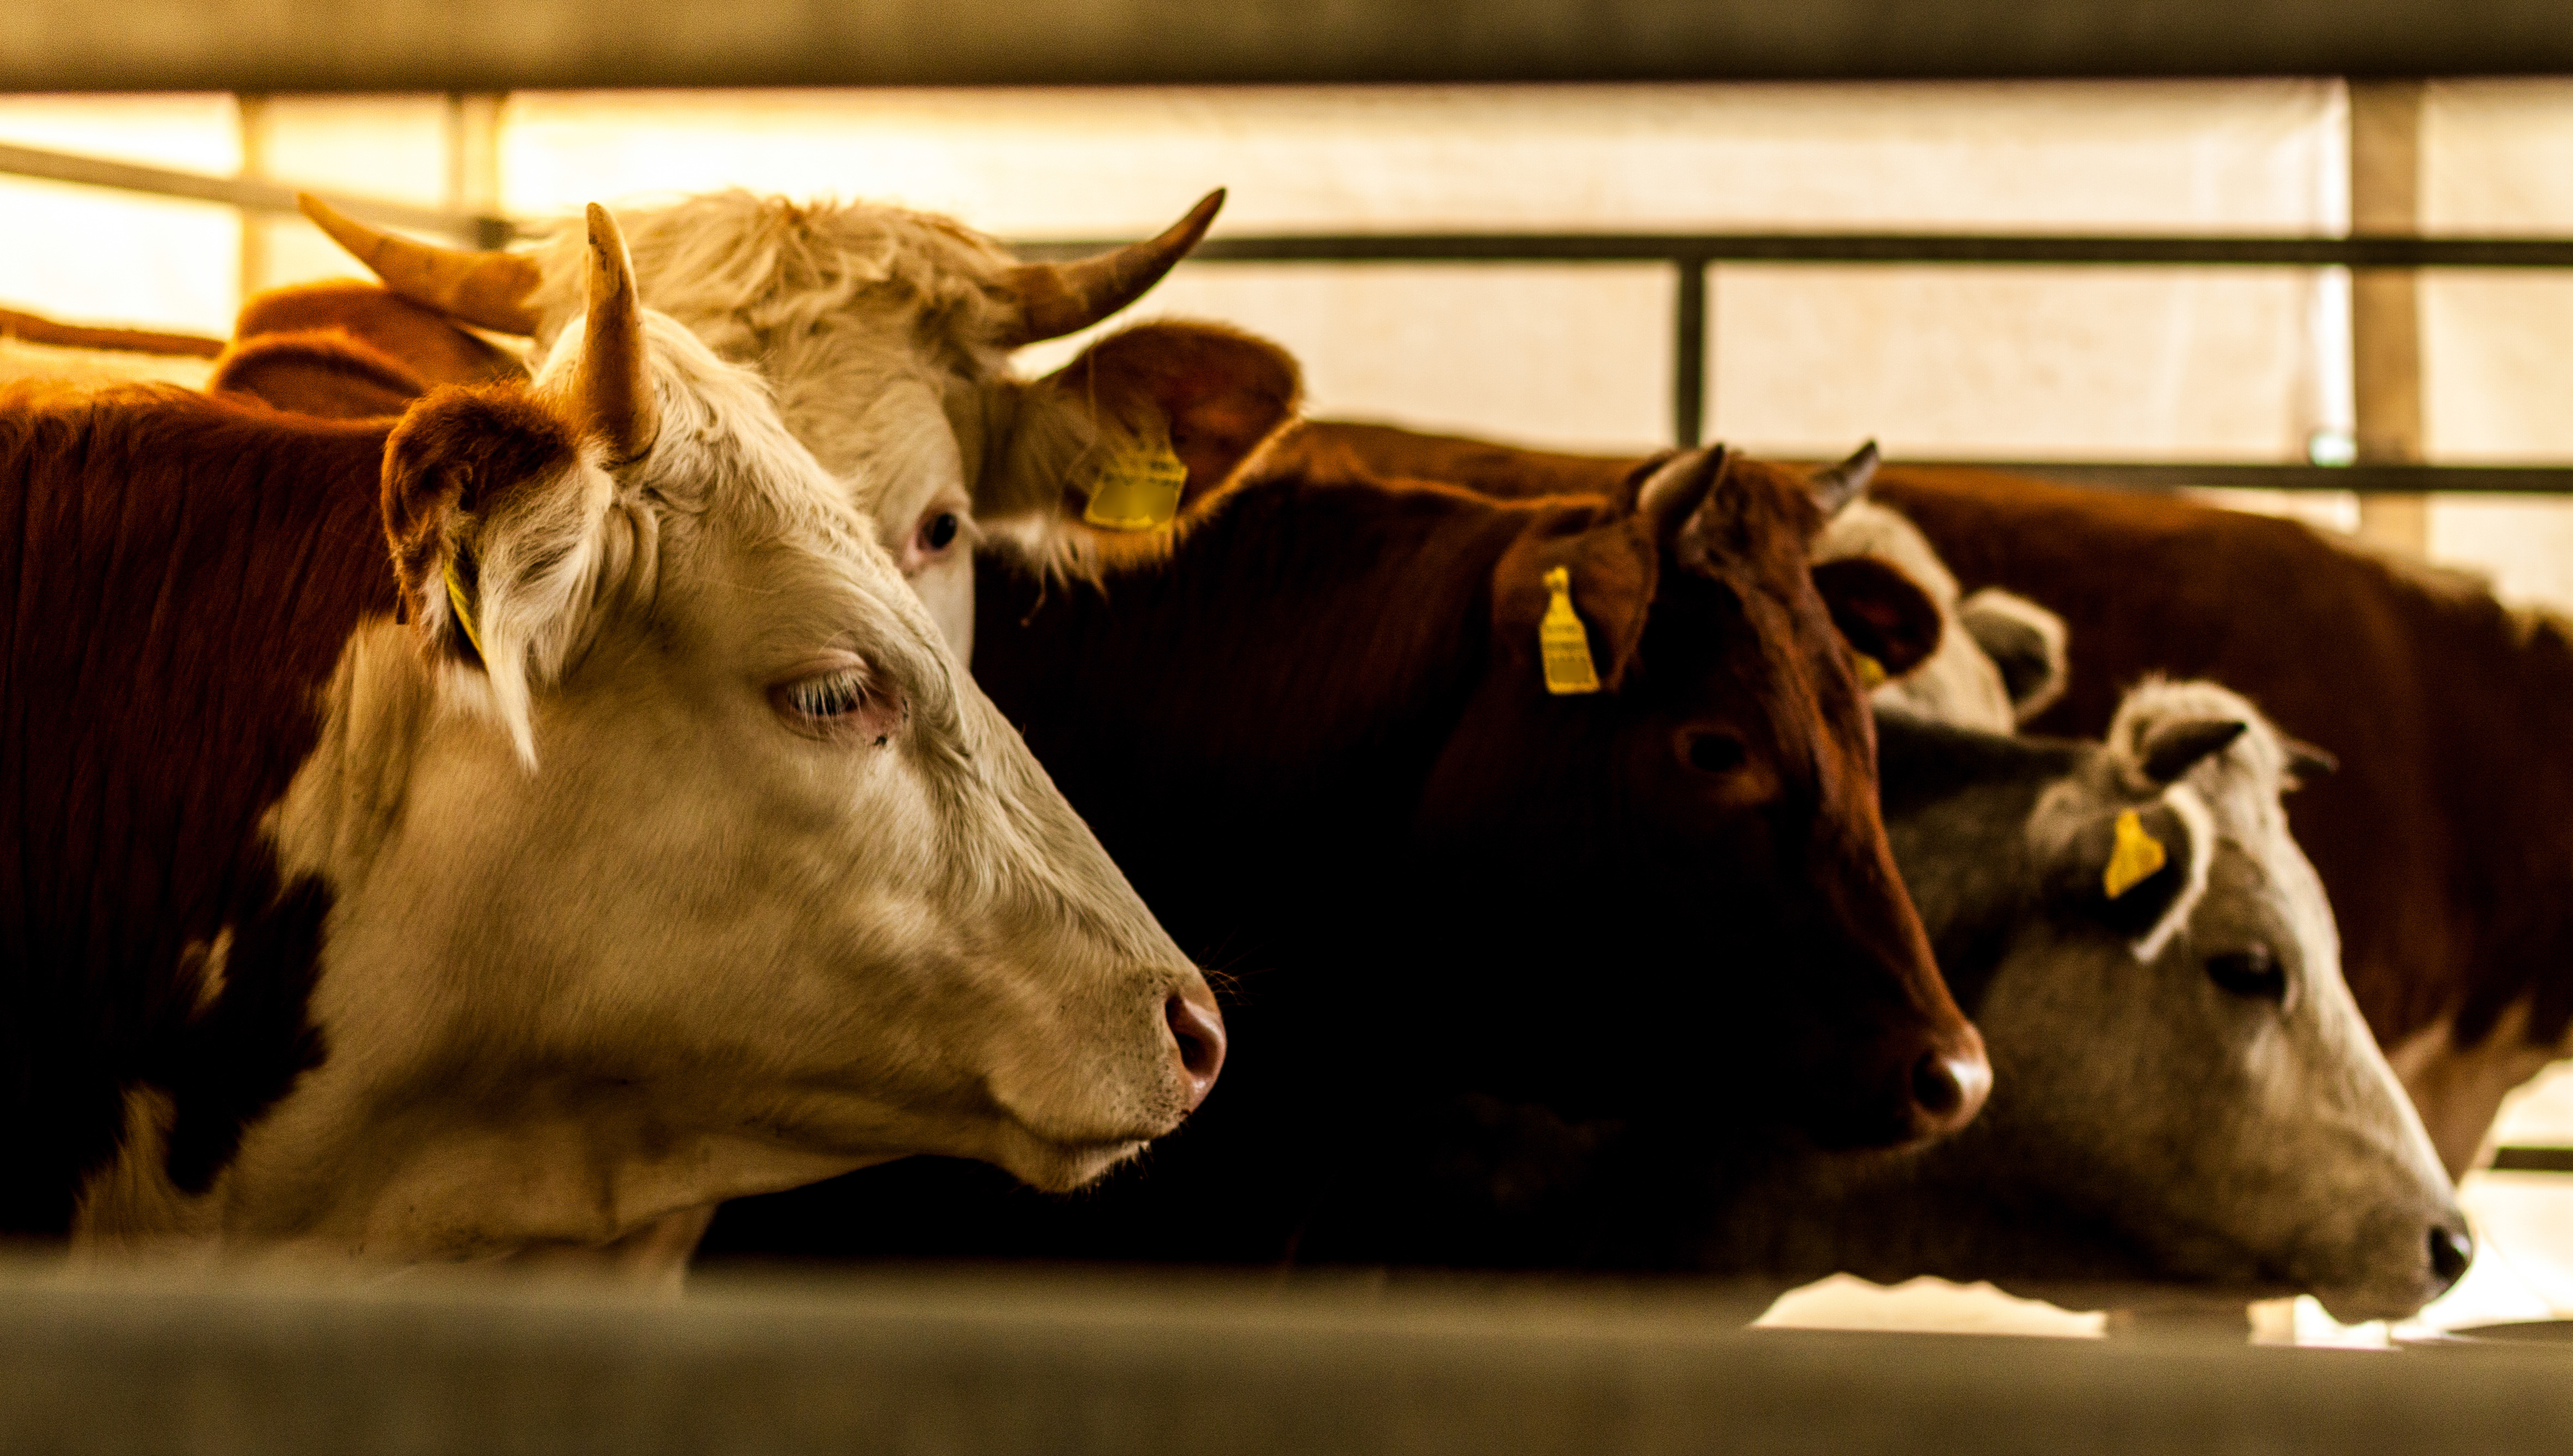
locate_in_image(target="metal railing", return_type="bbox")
[7,135,2573,486]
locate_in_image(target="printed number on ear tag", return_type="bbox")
[1083,433,1191,531]
[1539,566,1601,695]
[2104,808,2168,900]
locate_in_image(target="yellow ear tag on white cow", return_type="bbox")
[1082,432,1190,532]
[1539,566,1602,696]
[1855,652,1888,689]
[443,552,486,662]
[2103,808,2168,900]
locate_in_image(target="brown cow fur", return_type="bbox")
[0,381,400,1232]
[232,282,526,393]
[208,332,436,421]
[704,451,1971,1265]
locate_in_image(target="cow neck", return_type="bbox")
[970,473,1539,944]
[0,387,398,1234]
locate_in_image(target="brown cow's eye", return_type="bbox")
[918,512,960,553]
[2208,947,2286,1001]
[1683,731,1748,776]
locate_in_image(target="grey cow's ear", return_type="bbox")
[2055,800,2203,953]
[1955,588,2068,724]
[2139,718,2247,783]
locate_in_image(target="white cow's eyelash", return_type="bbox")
[782,668,871,720]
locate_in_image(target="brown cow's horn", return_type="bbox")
[997,188,1224,348]
[1809,439,1880,518]
[1636,445,1726,545]
[574,204,659,469]
[297,193,544,337]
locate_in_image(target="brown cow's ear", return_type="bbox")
[1812,556,1943,680]
[993,320,1302,570]
[1490,509,1660,695]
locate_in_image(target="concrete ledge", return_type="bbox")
[1,1262,2568,1454]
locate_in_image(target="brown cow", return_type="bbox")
[1277,418,2570,1178]
[206,280,528,420]
[703,443,1988,1265]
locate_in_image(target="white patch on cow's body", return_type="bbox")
[74,307,1210,1270]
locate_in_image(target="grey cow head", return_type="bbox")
[1869,679,2463,1322]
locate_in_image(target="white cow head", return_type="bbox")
[81,206,1223,1265]
[1883,679,2463,1320]
[302,192,1303,661]
[1804,444,2066,733]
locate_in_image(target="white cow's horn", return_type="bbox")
[298,193,544,337]
[997,188,1224,348]
[574,204,659,469]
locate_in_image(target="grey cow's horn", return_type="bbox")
[2139,718,2248,784]
[997,189,1225,348]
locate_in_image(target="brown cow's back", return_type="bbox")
[1876,467,2573,1074]
[0,382,395,1232]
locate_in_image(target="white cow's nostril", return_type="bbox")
[1164,990,1226,1111]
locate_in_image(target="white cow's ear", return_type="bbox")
[382,384,613,766]
[991,320,1301,573]
[1955,588,2068,723]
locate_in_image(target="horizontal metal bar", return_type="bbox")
[8,0,2573,91]
[0,143,507,247]
[1889,462,2573,494]
[4,1263,2573,1455]
[1018,232,2573,269]
[2489,1146,2573,1174]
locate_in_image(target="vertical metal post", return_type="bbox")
[2351,80,2429,555]
[1673,256,1706,448]
[235,93,270,306]
[444,93,507,246]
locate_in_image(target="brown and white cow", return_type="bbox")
[300,192,1301,663]
[1,206,1222,1270]
[701,444,1990,1266]
[1277,419,2573,1180]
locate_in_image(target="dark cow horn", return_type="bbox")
[1635,445,1727,545]
[997,189,1224,348]
[1809,439,1881,519]
[575,204,659,469]
[2283,737,2339,780]
[2139,717,2247,783]
[299,194,544,336]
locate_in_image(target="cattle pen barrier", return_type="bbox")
[4,1261,2573,1456]
[9,135,2573,495]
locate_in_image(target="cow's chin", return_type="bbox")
[987,1130,1154,1194]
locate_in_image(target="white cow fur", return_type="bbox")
[514,193,1073,663]
[1816,499,2060,733]
[74,304,1211,1268]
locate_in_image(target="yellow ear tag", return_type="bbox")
[1538,566,1602,696]
[2103,808,2168,900]
[443,553,486,662]
[1082,433,1190,532]
[1855,652,1888,689]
